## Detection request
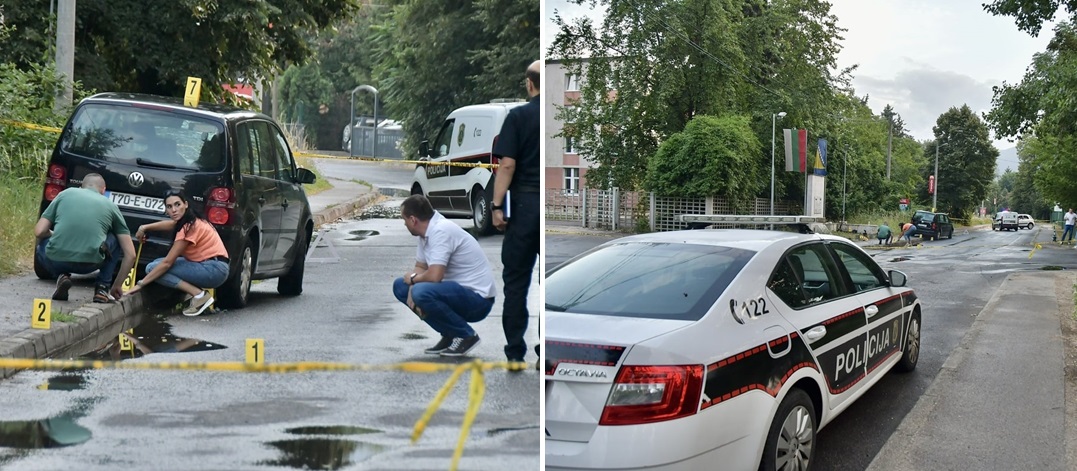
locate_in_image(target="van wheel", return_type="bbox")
[218,240,254,309]
[411,184,422,196]
[895,312,921,373]
[277,229,307,296]
[472,185,494,236]
[761,388,816,471]
[33,254,51,280]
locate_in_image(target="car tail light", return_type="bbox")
[599,365,704,425]
[206,187,236,225]
[43,164,67,201]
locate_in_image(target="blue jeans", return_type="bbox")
[146,257,229,290]
[392,278,493,338]
[1064,224,1075,242]
[36,234,122,287]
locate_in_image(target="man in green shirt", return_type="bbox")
[34,173,137,303]
[877,222,893,245]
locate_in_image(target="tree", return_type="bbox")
[921,105,998,218]
[372,0,538,154]
[983,0,1077,36]
[0,0,357,100]
[550,0,850,191]
[880,104,910,138]
[644,114,762,209]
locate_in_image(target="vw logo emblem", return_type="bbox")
[128,172,145,187]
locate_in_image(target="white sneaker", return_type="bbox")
[183,293,214,317]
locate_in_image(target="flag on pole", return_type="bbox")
[813,138,827,176]
[784,129,808,172]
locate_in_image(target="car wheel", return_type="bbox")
[895,311,921,373]
[472,184,494,236]
[277,228,307,296]
[761,388,816,471]
[33,254,51,280]
[411,183,422,196]
[1029,223,1035,230]
[218,239,254,309]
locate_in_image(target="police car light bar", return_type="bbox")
[676,215,825,224]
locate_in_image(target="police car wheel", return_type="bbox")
[895,312,921,373]
[761,388,815,471]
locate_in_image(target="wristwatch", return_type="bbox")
[409,273,417,284]
[492,204,503,211]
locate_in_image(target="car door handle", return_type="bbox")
[865,305,880,318]
[258,197,266,204]
[804,326,827,341]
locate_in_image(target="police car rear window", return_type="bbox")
[61,104,225,172]
[545,242,755,321]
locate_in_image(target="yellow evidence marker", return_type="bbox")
[184,77,203,108]
[246,339,265,364]
[119,329,135,352]
[31,299,51,329]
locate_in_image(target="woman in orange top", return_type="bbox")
[124,190,229,316]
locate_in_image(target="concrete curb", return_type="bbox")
[0,186,383,380]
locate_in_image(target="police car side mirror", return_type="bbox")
[888,270,907,287]
[295,167,316,185]
[418,140,430,158]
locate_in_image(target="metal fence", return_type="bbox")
[350,126,405,159]
[545,188,802,233]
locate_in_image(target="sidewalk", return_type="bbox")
[0,169,381,379]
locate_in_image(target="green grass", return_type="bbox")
[296,156,333,196]
[350,178,372,187]
[53,310,78,323]
[0,176,43,276]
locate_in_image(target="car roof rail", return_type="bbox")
[677,215,825,234]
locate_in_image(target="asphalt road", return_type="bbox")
[543,224,1072,470]
[0,208,540,468]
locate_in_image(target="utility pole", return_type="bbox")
[54,0,76,112]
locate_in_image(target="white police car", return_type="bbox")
[544,226,921,471]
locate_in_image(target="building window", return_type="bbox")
[565,136,577,154]
[563,105,575,124]
[564,168,580,194]
[565,73,580,91]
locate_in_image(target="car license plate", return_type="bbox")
[107,191,166,213]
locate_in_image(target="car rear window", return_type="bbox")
[61,103,225,171]
[545,242,755,321]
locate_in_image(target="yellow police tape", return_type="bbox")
[295,150,498,169]
[0,357,529,471]
[0,118,63,134]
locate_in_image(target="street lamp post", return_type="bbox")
[934,139,943,212]
[770,111,787,215]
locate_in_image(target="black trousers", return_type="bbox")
[502,191,540,361]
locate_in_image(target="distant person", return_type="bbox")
[491,59,541,364]
[902,220,917,245]
[123,190,229,317]
[1063,208,1076,243]
[34,173,137,303]
[393,195,496,357]
[877,222,892,245]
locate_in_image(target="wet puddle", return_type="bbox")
[0,399,95,448]
[37,372,88,391]
[260,426,385,469]
[399,333,426,341]
[346,230,380,241]
[1042,265,1066,270]
[80,316,227,360]
[890,257,912,262]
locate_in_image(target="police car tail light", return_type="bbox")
[44,164,67,201]
[206,187,236,225]
[599,365,703,425]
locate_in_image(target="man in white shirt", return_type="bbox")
[1064,206,1072,242]
[393,195,497,356]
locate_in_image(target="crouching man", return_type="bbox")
[392,195,496,357]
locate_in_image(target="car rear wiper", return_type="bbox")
[545,303,567,312]
[136,158,177,169]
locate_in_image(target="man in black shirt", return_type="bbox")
[491,60,540,363]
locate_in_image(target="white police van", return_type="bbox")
[411,100,525,235]
[544,219,923,471]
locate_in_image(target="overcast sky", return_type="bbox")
[543,0,1059,170]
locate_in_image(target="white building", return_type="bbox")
[544,59,594,194]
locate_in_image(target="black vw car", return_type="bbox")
[36,93,316,308]
[911,210,954,240]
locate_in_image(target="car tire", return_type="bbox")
[411,183,422,196]
[472,184,494,236]
[33,254,51,280]
[895,311,921,373]
[761,388,816,471]
[218,239,254,309]
[1028,223,1034,230]
[277,228,307,297]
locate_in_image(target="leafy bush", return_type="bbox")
[644,114,762,211]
